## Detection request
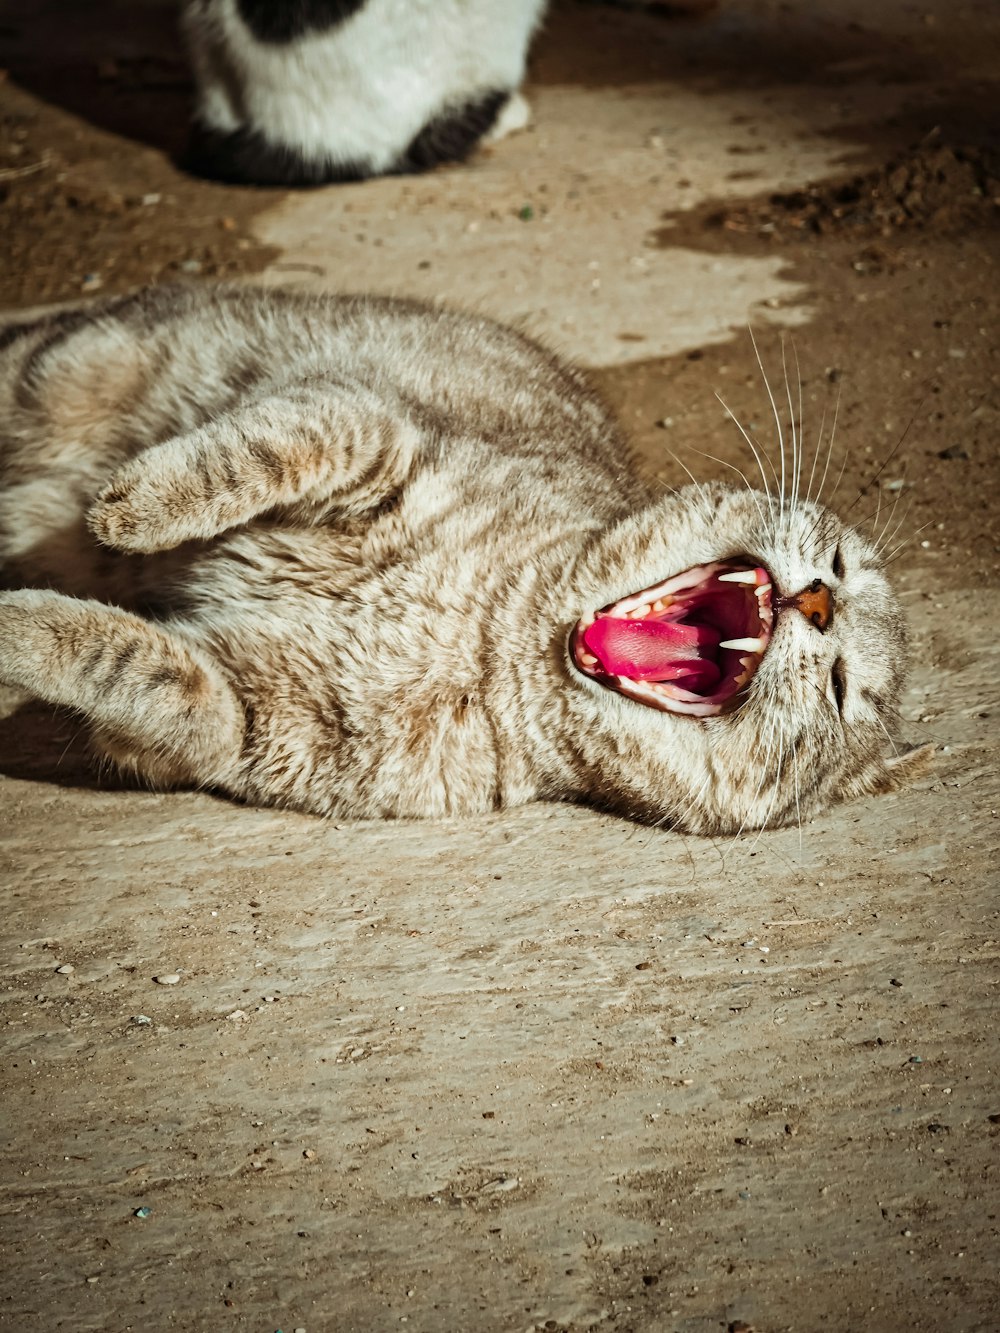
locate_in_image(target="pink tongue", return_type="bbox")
[582,616,721,686]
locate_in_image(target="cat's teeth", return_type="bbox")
[717,569,758,585]
[652,598,669,613]
[628,603,652,619]
[578,651,599,668]
[755,583,771,599]
[718,636,766,652]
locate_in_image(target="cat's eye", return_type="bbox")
[830,657,847,715]
[832,545,845,580]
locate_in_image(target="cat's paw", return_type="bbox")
[0,588,53,691]
[88,461,187,553]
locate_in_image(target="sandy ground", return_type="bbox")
[1,1,999,1330]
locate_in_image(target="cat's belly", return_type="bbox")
[173,525,536,818]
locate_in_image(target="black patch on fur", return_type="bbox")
[184,120,370,187]
[236,0,366,44]
[397,90,509,173]
[184,88,509,187]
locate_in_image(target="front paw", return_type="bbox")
[0,588,53,692]
[88,462,183,553]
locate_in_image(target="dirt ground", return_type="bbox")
[1,1,998,1331]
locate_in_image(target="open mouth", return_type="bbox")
[570,560,773,717]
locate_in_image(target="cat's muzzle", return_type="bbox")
[570,561,773,717]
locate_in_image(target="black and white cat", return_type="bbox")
[182,0,546,185]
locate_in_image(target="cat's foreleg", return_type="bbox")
[0,589,245,789]
[88,380,421,553]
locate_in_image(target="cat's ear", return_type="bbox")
[874,743,935,793]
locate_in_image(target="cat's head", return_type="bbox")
[560,482,929,833]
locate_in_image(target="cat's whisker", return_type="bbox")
[716,392,778,520]
[722,720,775,854]
[880,518,934,567]
[683,446,767,527]
[842,400,925,526]
[780,336,802,518]
[664,449,711,504]
[871,709,901,758]
[749,325,787,523]
[811,386,842,512]
[739,704,788,849]
[673,766,718,838]
[804,404,827,508]
[794,342,805,514]
[871,467,910,552]
[873,502,915,562]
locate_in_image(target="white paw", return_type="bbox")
[485,91,532,145]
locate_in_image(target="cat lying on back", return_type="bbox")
[0,285,926,830]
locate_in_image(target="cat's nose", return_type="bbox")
[781,578,834,632]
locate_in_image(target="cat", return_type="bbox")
[180,0,721,186]
[181,0,547,185]
[0,285,927,832]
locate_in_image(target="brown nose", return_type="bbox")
[779,578,834,632]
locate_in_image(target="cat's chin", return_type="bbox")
[569,560,774,717]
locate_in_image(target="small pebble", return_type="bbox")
[134,1206,152,1219]
[131,1014,152,1025]
[154,973,180,985]
[141,192,161,206]
[303,1148,316,1160]
[55,963,75,975]
[80,274,103,293]
[179,259,202,273]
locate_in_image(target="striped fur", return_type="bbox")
[0,286,922,831]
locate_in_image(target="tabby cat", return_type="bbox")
[0,285,926,830]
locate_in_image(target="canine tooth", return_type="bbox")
[718,636,766,652]
[718,569,758,585]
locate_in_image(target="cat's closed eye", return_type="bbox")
[830,656,847,715]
